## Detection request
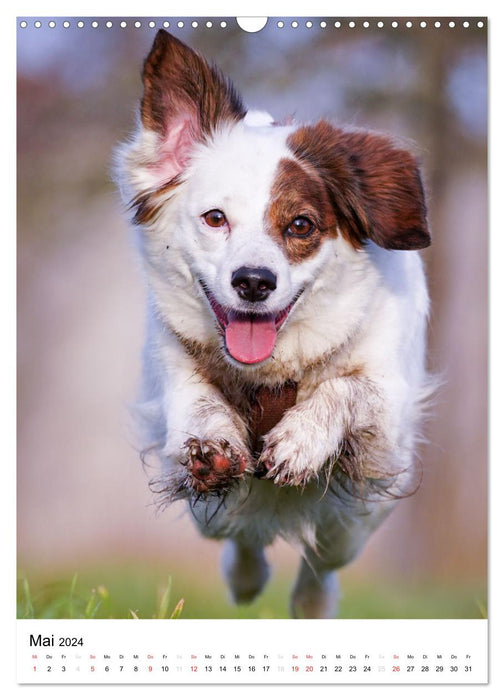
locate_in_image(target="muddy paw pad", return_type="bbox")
[182,439,248,493]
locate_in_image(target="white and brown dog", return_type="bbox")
[115,30,432,618]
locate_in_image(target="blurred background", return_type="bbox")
[17,17,487,619]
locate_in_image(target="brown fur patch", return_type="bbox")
[141,30,246,136]
[287,122,431,251]
[131,175,184,226]
[267,158,337,263]
[249,381,298,455]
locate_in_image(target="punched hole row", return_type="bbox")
[19,19,486,30]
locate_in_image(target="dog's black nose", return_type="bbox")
[231,267,277,303]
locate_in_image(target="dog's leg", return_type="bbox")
[260,373,399,488]
[221,540,270,604]
[153,345,252,498]
[166,388,251,496]
[291,498,395,618]
[290,532,357,619]
[290,555,340,619]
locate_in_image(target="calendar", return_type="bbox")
[16,8,489,690]
[17,619,487,684]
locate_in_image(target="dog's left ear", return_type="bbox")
[289,122,431,250]
[140,30,246,184]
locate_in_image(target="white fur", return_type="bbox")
[116,105,431,619]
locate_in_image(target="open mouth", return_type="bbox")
[200,283,302,365]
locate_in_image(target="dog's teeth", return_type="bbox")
[202,445,211,454]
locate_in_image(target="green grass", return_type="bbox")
[17,562,487,620]
[17,570,187,620]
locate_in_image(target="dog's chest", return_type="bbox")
[212,371,299,452]
[196,347,354,450]
[247,381,298,453]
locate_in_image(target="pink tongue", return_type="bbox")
[225,313,277,364]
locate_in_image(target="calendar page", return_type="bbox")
[16,9,489,688]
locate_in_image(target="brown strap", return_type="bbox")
[248,381,298,455]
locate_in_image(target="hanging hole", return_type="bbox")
[237,17,268,32]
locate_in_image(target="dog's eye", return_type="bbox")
[286,217,315,238]
[202,209,227,228]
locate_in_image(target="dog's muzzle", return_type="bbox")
[200,278,303,365]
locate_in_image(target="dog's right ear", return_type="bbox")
[140,30,246,184]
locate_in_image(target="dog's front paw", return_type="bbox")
[260,440,316,487]
[181,438,249,494]
[259,413,335,488]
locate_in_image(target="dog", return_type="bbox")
[115,29,432,618]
